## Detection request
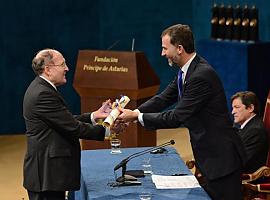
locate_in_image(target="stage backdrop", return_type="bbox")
[0,0,270,134]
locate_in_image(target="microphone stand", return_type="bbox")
[116,163,134,183]
[114,140,175,184]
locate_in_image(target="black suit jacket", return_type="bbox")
[138,55,246,180]
[239,115,268,173]
[23,76,105,192]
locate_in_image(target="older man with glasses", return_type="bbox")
[23,49,121,200]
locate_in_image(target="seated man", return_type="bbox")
[231,91,269,173]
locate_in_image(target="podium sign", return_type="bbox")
[73,50,160,150]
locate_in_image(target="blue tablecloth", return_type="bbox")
[71,147,211,200]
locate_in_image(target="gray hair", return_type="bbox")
[32,49,56,75]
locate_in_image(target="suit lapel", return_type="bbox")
[241,115,258,132]
[37,77,68,107]
[56,91,68,107]
[182,55,200,94]
[37,76,56,92]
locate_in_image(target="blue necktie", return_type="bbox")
[178,69,183,98]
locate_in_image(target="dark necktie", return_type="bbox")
[178,69,183,98]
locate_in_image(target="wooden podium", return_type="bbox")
[73,50,160,150]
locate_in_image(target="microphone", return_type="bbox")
[131,38,135,51]
[113,140,175,182]
[107,40,120,50]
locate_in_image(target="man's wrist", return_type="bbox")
[133,109,140,122]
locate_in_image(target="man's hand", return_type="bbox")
[93,99,112,121]
[118,107,139,123]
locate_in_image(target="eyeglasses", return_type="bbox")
[46,61,67,68]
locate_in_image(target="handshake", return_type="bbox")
[92,95,140,136]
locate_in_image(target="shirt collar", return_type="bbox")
[240,114,256,129]
[181,53,196,80]
[39,75,57,91]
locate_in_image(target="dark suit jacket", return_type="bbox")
[239,115,268,173]
[138,55,246,181]
[23,76,105,192]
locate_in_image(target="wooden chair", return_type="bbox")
[242,90,270,200]
[185,159,205,185]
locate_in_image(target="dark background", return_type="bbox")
[1,0,269,134]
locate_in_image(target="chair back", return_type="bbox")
[264,90,270,167]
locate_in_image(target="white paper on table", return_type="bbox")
[151,174,201,189]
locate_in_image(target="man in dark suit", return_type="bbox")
[231,91,268,173]
[118,24,246,200]
[23,49,118,200]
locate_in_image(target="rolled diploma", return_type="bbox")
[103,96,130,127]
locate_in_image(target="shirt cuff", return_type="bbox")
[135,109,144,127]
[90,113,97,125]
[105,127,111,137]
[91,113,110,138]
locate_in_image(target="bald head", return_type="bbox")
[32,49,62,75]
[31,49,69,86]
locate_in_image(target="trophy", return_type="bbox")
[232,4,242,41]
[217,3,226,40]
[224,4,234,40]
[210,3,219,39]
[240,4,250,42]
[249,5,259,42]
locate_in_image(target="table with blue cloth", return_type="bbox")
[70,147,210,200]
